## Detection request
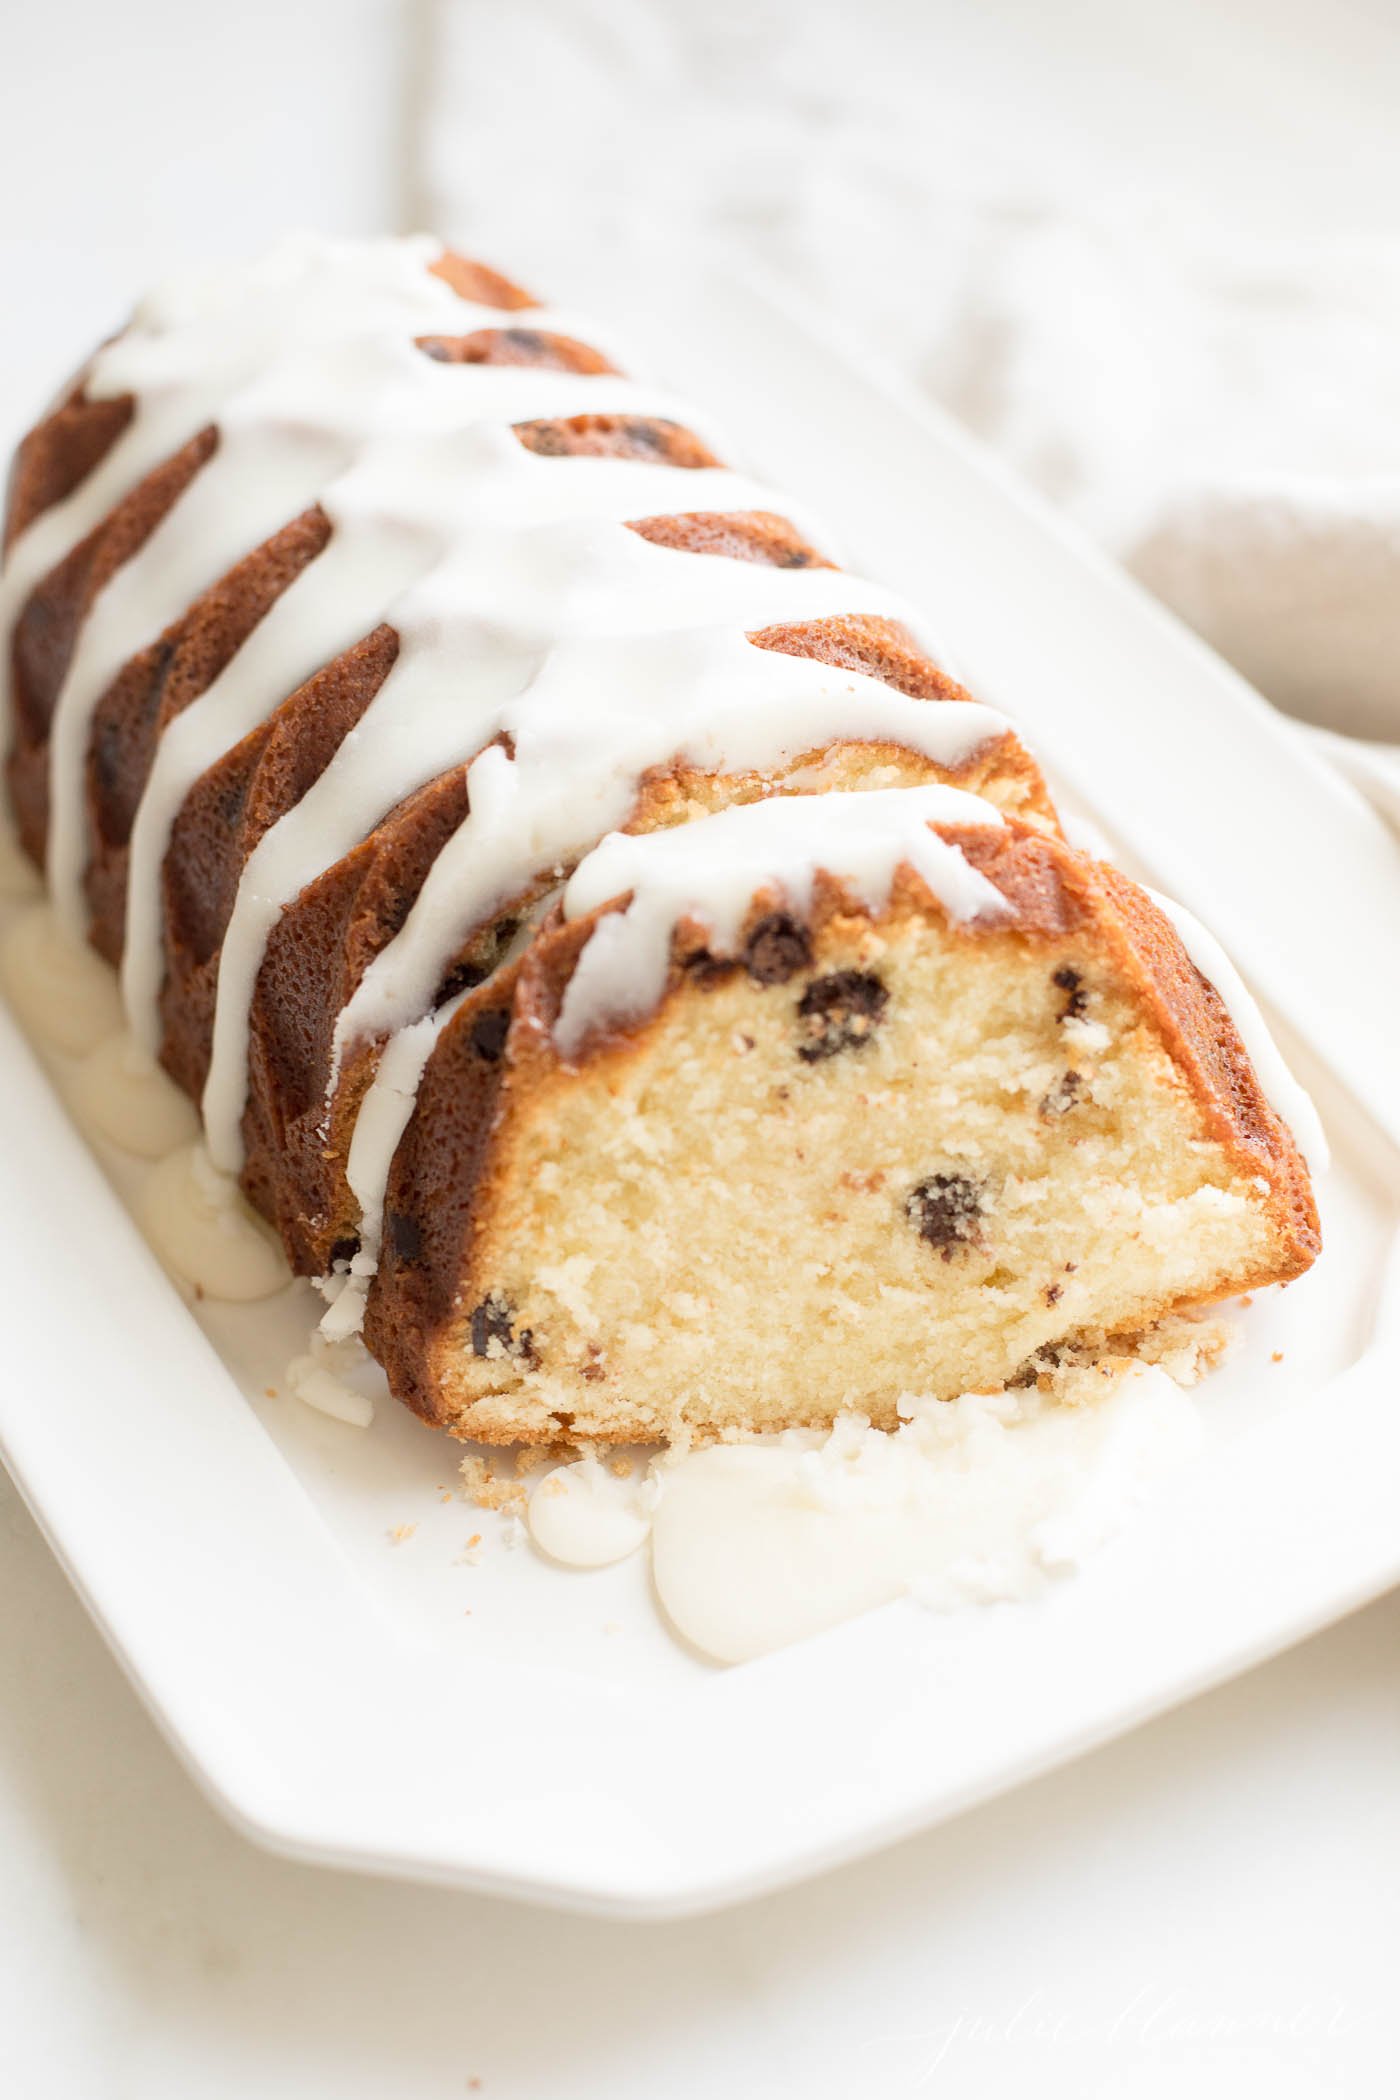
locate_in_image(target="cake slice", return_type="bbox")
[368,789,1320,1444]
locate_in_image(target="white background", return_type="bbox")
[2,3,1397,2093]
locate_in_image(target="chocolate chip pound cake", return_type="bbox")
[0,236,1321,1445]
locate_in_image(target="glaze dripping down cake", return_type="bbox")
[1,236,1321,1444]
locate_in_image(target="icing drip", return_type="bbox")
[69,1028,200,1158]
[528,1457,657,1568]
[329,634,994,1069]
[137,1141,288,1302]
[1147,889,1330,1172]
[119,439,801,1047]
[555,784,1010,1055]
[0,825,42,900]
[4,229,721,938]
[647,1363,1204,1664]
[199,520,967,1169]
[0,904,124,1055]
[519,1363,1206,1660]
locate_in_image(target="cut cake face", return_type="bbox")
[368,796,1320,1445]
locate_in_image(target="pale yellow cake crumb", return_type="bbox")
[458,1452,532,1515]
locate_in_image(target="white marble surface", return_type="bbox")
[2,1,1398,2092]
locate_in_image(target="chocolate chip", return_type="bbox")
[1039,1070,1082,1117]
[744,913,812,986]
[906,1173,986,1259]
[435,956,490,1005]
[470,1007,510,1062]
[796,971,888,1062]
[469,1292,536,1366]
[682,948,739,989]
[1052,965,1087,1020]
[385,1210,421,1264]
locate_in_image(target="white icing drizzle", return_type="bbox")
[198,519,965,1170]
[0,230,967,1188]
[556,785,1010,1054]
[1147,889,1331,1173]
[329,636,993,1067]
[119,440,799,1047]
[2,229,723,937]
[0,232,1325,1332]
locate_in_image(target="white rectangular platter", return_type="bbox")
[1,256,1398,1917]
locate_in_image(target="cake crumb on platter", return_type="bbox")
[458,1454,530,1515]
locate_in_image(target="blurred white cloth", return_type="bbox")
[421,0,1400,803]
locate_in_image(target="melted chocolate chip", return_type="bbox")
[1039,1070,1082,1117]
[470,1007,510,1062]
[906,1174,986,1259]
[682,948,739,989]
[327,1235,360,1268]
[745,913,812,986]
[796,971,888,1062]
[1052,965,1087,1020]
[435,956,491,1006]
[469,1292,536,1366]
